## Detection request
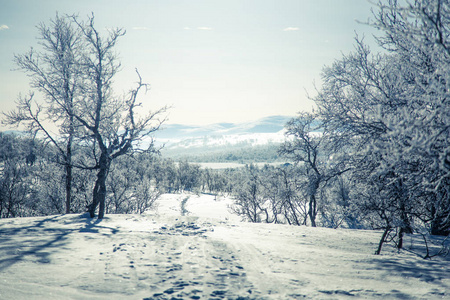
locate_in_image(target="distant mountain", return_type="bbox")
[154,115,294,161]
[156,115,293,140]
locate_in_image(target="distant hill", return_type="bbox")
[155,115,294,162]
[156,115,293,139]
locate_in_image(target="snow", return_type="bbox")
[197,162,284,169]
[0,193,448,299]
[160,131,287,151]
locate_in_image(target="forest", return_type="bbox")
[1,0,449,258]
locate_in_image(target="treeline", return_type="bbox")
[2,131,448,256]
[164,144,282,164]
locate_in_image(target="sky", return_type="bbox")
[0,0,380,129]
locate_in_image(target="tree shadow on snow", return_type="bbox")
[366,256,449,296]
[0,214,119,271]
[0,216,72,271]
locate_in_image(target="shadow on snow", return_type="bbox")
[0,214,119,271]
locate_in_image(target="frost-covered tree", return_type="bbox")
[106,155,160,214]
[371,0,450,236]
[230,164,267,223]
[4,14,167,220]
[314,39,418,249]
[230,164,315,225]
[3,14,83,214]
[280,113,349,227]
[69,14,166,219]
[0,134,35,218]
[311,0,450,253]
[318,175,362,229]
[176,160,202,192]
[260,165,307,226]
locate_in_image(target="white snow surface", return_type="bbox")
[0,193,448,299]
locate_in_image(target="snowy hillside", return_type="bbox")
[0,193,448,299]
[157,116,292,139]
[155,115,292,151]
[159,131,286,149]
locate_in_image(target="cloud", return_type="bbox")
[0,25,9,30]
[132,26,150,31]
[183,27,191,30]
[197,27,213,30]
[283,27,299,31]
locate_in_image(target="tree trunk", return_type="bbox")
[88,179,100,218]
[307,177,320,227]
[430,201,450,236]
[64,111,74,214]
[88,154,110,219]
[375,226,391,255]
[397,227,404,250]
[65,162,72,214]
[396,177,412,249]
[308,193,317,227]
[398,217,413,250]
[65,130,73,214]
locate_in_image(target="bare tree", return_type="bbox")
[70,15,167,219]
[4,14,167,220]
[230,164,268,223]
[306,0,450,254]
[372,0,450,237]
[3,14,82,214]
[280,113,349,227]
[259,165,307,226]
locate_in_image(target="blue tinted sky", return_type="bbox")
[0,0,379,127]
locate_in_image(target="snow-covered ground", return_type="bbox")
[0,193,448,299]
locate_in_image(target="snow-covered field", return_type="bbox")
[0,193,448,299]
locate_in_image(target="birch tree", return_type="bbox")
[3,14,82,214]
[310,0,450,253]
[280,113,349,227]
[372,0,450,236]
[71,14,166,219]
[4,14,167,219]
